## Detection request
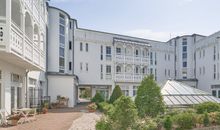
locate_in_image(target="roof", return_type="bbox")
[161,80,220,107]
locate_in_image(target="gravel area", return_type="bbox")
[69,112,102,130]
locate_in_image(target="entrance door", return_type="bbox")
[96,89,109,101]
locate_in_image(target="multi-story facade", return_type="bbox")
[1,1,220,112]
[0,0,47,113]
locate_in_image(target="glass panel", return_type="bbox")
[0,0,6,16]
[167,96,181,105]
[198,96,209,102]
[11,86,15,109]
[17,87,22,108]
[186,96,200,104]
[175,96,187,104]
[181,96,193,104]
[163,96,173,105]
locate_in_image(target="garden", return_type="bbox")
[88,75,220,130]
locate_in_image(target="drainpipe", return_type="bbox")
[25,70,29,108]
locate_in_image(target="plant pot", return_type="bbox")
[8,119,19,126]
[42,108,48,114]
[88,109,96,113]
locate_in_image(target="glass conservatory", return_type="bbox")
[161,80,220,107]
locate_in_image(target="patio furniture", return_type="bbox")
[13,108,36,124]
[0,109,9,126]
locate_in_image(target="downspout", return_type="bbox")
[25,70,29,108]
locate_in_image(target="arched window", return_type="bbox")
[116,66,121,73]
[25,12,33,40]
[135,66,139,74]
[11,0,21,28]
[34,24,40,47]
[135,49,139,56]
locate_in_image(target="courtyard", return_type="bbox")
[0,104,101,130]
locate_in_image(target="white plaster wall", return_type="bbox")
[48,75,76,107]
[0,60,26,114]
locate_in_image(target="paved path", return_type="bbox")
[0,108,82,130]
[69,112,102,130]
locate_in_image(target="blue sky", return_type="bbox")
[49,0,220,41]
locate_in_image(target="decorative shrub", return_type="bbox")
[91,92,104,104]
[132,117,157,130]
[215,112,220,125]
[109,85,122,104]
[98,102,114,114]
[135,75,165,118]
[164,116,172,130]
[96,117,112,130]
[110,96,138,130]
[87,103,97,110]
[195,102,220,114]
[203,112,210,127]
[174,112,196,129]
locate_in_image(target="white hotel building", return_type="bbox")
[0,1,220,112]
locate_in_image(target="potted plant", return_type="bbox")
[42,102,49,114]
[7,114,21,126]
[87,103,97,112]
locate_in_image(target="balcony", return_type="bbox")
[115,73,147,82]
[7,22,45,70]
[115,54,149,64]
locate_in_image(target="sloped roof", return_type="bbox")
[161,80,220,107]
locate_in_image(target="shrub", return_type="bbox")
[135,75,165,118]
[87,103,97,110]
[174,112,196,129]
[110,96,138,130]
[215,112,220,125]
[203,112,210,127]
[195,102,220,114]
[91,92,104,104]
[96,117,112,130]
[164,116,172,130]
[132,118,157,130]
[98,102,114,114]
[109,85,122,104]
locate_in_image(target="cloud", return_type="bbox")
[123,29,187,41]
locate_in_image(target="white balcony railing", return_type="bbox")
[10,22,45,70]
[115,73,147,82]
[115,54,149,64]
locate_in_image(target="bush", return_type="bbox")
[91,92,104,104]
[109,85,123,104]
[164,116,172,130]
[203,112,210,127]
[98,102,114,114]
[174,112,196,129]
[87,103,97,110]
[110,96,138,130]
[135,75,165,118]
[96,117,112,130]
[132,118,157,130]
[195,102,220,114]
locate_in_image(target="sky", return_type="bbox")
[49,0,220,41]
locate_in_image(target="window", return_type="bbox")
[59,13,65,25]
[199,67,202,75]
[168,70,170,77]
[86,63,88,72]
[155,52,157,65]
[212,90,217,97]
[116,66,121,73]
[0,70,1,79]
[183,62,187,67]
[182,38,187,45]
[182,53,187,59]
[106,46,111,55]
[59,57,64,68]
[59,25,65,35]
[121,86,129,96]
[135,49,139,56]
[17,87,22,108]
[106,65,111,74]
[168,54,170,61]
[80,62,83,71]
[133,86,138,96]
[29,78,36,85]
[106,46,112,60]
[214,46,216,60]
[101,65,103,79]
[150,52,153,65]
[69,41,72,50]
[80,42,83,51]
[218,90,220,98]
[165,69,167,76]
[101,46,103,60]
[183,46,187,52]
[59,35,65,45]
[69,21,72,29]
[59,47,64,57]
[135,67,139,74]
[155,69,157,81]
[116,48,121,54]
[11,87,15,109]
[214,64,216,79]
[69,62,72,70]
[165,54,167,60]
[150,68,153,74]
[203,66,205,75]
[86,43,88,52]
[203,49,205,57]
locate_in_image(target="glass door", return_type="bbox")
[11,86,15,109]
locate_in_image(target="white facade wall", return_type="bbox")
[48,75,77,107]
[195,31,220,94]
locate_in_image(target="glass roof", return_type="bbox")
[161,80,220,107]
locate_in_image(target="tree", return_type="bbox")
[109,85,123,104]
[91,92,104,104]
[135,75,165,118]
[110,96,138,130]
